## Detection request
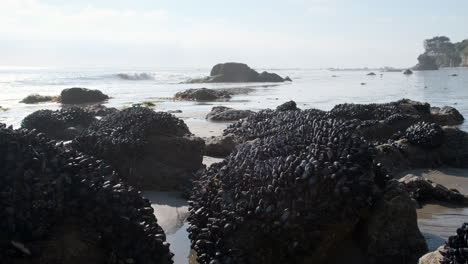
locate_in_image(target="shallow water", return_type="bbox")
[1,67,468,131]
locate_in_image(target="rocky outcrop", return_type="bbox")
[74,107,204,190]
[204,135,236,157]
[60,87,109,104]
[20,94,57,104]
[79,104,119,117]
[414,54,439,71]
[205,106,253,121]
[175,88,231,101]
[440,222,468,263]
[21,107,96,140]
[189,112,426,264]
[399,175,468,206]
[430,106,465,126]
[402,122,445,149]
[367,72,376,76]
[404,69,413,75]
[0,124,173,264]
[186,63,290,83]
[276,100,299,111]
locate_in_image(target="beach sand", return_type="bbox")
[173,111,231,138]
[398,168,468,250]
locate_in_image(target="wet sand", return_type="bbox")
[173,110,230,138]
[399,168,468,250]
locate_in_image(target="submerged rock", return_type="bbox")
[206,106,253,121]
[21,107,96,140]
[276,100,299,111]
[186,63,290,83]
[175,88,231,101]
[74,107,204,190]
[0,124,173,264]
[20,94,57,104]
[60,87,109,104]
[189,112,426,263]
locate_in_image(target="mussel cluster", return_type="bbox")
[190,114,389,263]
[276,100,299,111]
[402,121,445,148]
[0,124,173,264]
[330,102,403,121]
[441,223,468,264]
[224,108,328,142]
[21,107,96,140]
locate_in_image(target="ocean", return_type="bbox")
[1,67,468,131]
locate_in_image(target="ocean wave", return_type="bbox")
[116,73,155,80]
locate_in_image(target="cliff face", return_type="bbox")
[414,36,468,70]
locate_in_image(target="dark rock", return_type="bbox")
[190,111,426,264]
[175,88,231,101]
[206,106,253,121]
[187,63,288,83]
[60,87,109,104]
[276,100,299,111]
[167,110,183,114]
[414,54,439,71]
[74,107,205,190]
[0,124,173,264]
[402,122,445,149]
[440,222,468,263]
[430,106,464,126]
[21,107,96,140]
[204,135,236,157]
[403,69,413,75]
[79,104,119,117]
[284,76,292,81]
[20,94,57,104]
[399,175,468,206]
[367,72,377,76]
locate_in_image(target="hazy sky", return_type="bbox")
[1,0,467,68]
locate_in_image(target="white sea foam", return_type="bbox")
[116,72,155,80]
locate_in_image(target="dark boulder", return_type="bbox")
[21,107,96,140]
[206,106,253,121]
[175,88,231,101]
[0,124,173,264]
[186,63,289,83]
[402,122,445,149]
[60,87,109,104]
[403,69,413,75]
[367,72,377,76]
[430,106,464,126]
[276,100,299,111]
[204,135,236,157]
[189,112,426,264]
[440,222,468,263]
[74,107,205,190]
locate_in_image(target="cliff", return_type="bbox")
[414,36,468,70]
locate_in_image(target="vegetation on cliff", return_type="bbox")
[415,36,468,70]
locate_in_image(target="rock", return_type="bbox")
[167,110,182,114]
[414,54,439,71]
[20,94,57,104]
[399,175,468,206]
[276,100,299,111]
[189,111,426,264]
[60,87,109,104]
[80,104,119,117]
[402,122,445,149]
[367,72,377,76]
[440,222,468,263]
[204,135,236,157]
[451,74,458,77]
[403,69,414,75]
[175,88,231,101]
[206,106,253,121]
[186,63,289,83]
[0,124,173,264]
[21,107,96,140]
[430,106,464,126]
[418,246,444,264]
[74,107,205,190]
[284,76,292,81]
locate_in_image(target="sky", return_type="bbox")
[0,0,467,68]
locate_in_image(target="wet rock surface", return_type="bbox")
[20,94,57,104]
[175,88,232,101]
[186,63,290,83]
[74,107,205,190]
[206,106,254,121]
[21,107,96,140]
[60,87,109,104]
[440,222,468,263]
[276,100,299,111]
[399,175,468,206]
[0,124,173,264]
[190,112,426,264]
[204,135,236,158]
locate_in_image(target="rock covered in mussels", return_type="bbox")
[0,124,173,264]
[441,222,468,264]
[74,107,204,190]
[402,122,445,149]
[190,114,426,264]
[21,107,96,140]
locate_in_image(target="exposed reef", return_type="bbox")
[175,88,232,101]
[189,112,426,263]
[186,63,291,83]
[74,107,205,190]
[60,88,109,104]
[20,94,58,104]
[0,124,173,264]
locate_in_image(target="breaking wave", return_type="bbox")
[115,72,155,80]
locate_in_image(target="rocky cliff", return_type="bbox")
[414,36,468,70]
